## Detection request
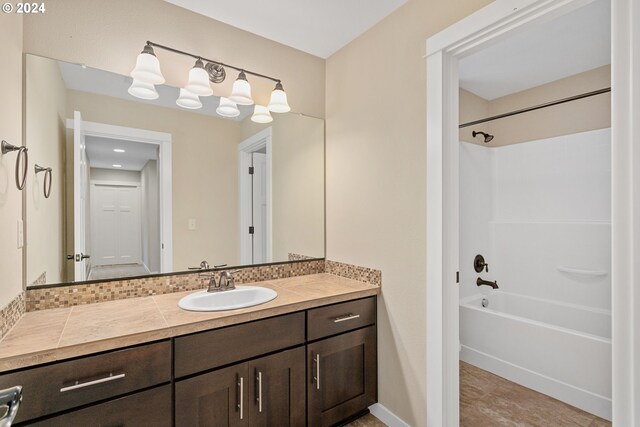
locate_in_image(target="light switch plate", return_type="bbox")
[17,219,23,249]
[188,218,197,230]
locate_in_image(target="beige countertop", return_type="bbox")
[0,274,379,371]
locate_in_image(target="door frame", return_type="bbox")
[425,0,638,425]
[238,127,273,265]
[66,119,173,273]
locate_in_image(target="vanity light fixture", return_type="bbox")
[176,88,203,109]
[251,105,273,123]
[216,97,240,118]
[128,79,159,100]
[229,71,253,105]
[185,59,213,97]
[268,82,291,113]
[130,44,165,85]
[129,41,291,116]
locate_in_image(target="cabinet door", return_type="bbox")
[175,363,249,427]
[307,326,377,427]
[248,347,305,427]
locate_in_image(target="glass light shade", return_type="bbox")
[185,63,213,96]
[229,72,253,105]
[176,89,202,109]
[251,105,273,123]
[130,52,165,85]
[268,83,290,113]
[128,79,159,100]
[216,97,240,118]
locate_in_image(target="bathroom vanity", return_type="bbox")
[0,275,378,426]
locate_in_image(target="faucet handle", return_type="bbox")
[474,254,489,273]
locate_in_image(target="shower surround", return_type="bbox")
[459,128,612,420]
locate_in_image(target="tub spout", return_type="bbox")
[477,277,498,289]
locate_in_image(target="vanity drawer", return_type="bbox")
[174,312,305,378]
[28,385,171,426]
[307,297,376,341]
[0,340,171,423]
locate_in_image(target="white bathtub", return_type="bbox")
[460,291,612,420]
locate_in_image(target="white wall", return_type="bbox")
[459,142,493,299]
[459,128,611,310]
[90,168,141,183]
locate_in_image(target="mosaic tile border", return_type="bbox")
[26,259,325,311]
[0,292,26,340]
[288,253,317,261]
[325,259,382,287]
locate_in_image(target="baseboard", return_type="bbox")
[461,345,612,421]
[369,403,410,427]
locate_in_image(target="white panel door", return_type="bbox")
[91,185,142,266]
[252,152,267,263]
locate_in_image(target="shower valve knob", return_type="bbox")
[474,254,489,273]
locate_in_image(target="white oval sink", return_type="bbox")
[178,286,278,312]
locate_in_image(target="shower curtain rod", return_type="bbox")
[459,87,611,128]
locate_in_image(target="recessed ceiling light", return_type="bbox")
[113,164,122,168]
[113,149,125,153]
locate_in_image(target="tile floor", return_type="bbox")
[460,361,611,427]
[344,413,387,426]
[87,263,150,280]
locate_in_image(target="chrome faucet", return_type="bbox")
[476,277,498,289]
[207,270,239,292]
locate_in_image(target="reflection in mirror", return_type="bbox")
[24,54,324,287]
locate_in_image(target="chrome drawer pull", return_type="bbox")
[314,354,321,390]
[59,373,125,393]
[333,313,360,323]
[238,376,244,420]
[257,371,263,413]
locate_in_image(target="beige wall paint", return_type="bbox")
[66,89,241,271]
[325,0,492,425]
[25,55,67,286]
[460,65,611,147]
[22,0,325,119]
[488,65,610,146]
[0,13,23,308]
[240,114,325,261]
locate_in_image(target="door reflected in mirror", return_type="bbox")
[24,54,324,287]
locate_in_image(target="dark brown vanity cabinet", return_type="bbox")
[175,347,305,427]
[1,296,376,426]
[306,298,377,427]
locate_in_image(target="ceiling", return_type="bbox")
[58,61,253,121]
[163,0,408,58]
[86,136,158,171]
[458,0,611,100]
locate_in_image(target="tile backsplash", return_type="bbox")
[0,259,380,333]
[26,259,326,311]
[0,292,25,340]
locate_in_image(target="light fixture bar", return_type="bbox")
[146,41,281,83]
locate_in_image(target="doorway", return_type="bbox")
[67,115,173,280]
[425,0,638,425]
[239,128,273,265]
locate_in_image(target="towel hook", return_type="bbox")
[34,164,52,199]
[1,140,28,190]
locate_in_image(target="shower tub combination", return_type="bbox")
[460,291,612,420]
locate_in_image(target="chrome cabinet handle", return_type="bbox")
[333,313,360,323]
[237,376,244,420]
[59,373,125,393]
[313,354,321,390]
[0,385,22,427]
[256,371,263,413]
